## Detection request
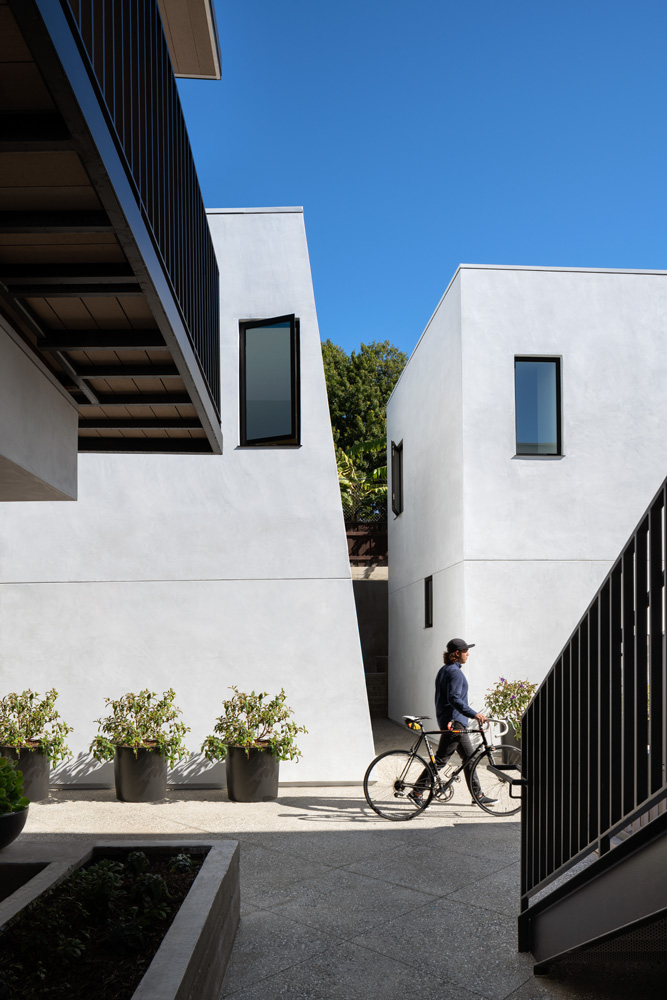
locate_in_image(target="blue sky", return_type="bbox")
[178,0,667,356]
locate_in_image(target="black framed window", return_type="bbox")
[424,576,433,628]
[240,315,300,446]
[515,357,561,456]
[391,440,403,515]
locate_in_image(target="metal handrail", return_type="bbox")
[521,475,667,908]
[60,0,220,413]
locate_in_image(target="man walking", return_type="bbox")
[413,638,495,806]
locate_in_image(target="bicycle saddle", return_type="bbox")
[403,714,430,730]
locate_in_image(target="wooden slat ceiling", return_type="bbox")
[0,1,212,454]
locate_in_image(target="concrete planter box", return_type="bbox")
[0,840,240,1000]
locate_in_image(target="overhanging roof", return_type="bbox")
[0,0,222,456]
[157,0,222,79]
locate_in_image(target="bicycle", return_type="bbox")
[363,715,523,821]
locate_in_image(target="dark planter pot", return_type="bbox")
[113,747,167,803]
[500,725,522,770]
[502,724,521,751]
[1,747,50,802]
[226,746,279,802]
[0,807,29,851]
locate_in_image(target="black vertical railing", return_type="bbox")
[60,0,220,414]
[522,477,667,907]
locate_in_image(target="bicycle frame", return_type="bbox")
[408,725,493,796]
[363,716,523,821]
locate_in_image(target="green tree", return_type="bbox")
[321,339,407,474]
[336,449,388,521]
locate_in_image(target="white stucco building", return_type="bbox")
[387,264,667,722]
[0,208,374,786]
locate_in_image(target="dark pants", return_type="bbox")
[416,728,482,797]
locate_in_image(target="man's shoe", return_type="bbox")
[473,793,497,805]
[408,790,424,808]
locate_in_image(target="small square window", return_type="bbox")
[391,440,403,515]
[515,357,561,456]
[424,575,433,628]
[240,315,300,446]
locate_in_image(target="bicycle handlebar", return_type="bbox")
[490,718,509,736]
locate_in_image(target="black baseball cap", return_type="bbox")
[446,638,475,653]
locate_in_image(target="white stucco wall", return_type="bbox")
[388,265,667,721]
[0,324,78,501]
[386,275,466,720]
[0,208,373,785]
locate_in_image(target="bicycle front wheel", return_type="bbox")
[470,746,522,816]
[363,750,434,820]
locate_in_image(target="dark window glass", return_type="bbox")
[515,357,561,455]
[391,440,403,515]
[424,576,433,628]
[240,315,300,446]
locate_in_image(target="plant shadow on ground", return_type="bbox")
[34,787,228,805]
[38,786,510,821]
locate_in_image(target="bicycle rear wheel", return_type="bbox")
[470,746,522,816]
[363,750,434,820]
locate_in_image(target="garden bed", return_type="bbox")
[0,840,239,1000]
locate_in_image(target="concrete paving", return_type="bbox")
[12,720,665,1000]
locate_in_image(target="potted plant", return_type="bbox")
[0,689,73,801]
[485,676,538,746]
[89,689,190,802]
[0,756,30,850]
[201,687,307,802]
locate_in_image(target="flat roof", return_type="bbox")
[206,207,304,215]
[457,262,667,275]
[158,0,221,79]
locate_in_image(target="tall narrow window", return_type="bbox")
[424,576,433,628]
[515,357,561,456]
[391,440,403,515]
[240,315,300,446]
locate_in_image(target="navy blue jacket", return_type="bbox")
[435,661,477,729]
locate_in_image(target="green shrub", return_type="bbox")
[0,850,202,995]
[201,687,307,762]
[89,689,189,767]
[0,689,72,766]
[485,677,537,741]
[168,852,195,873]
[0,756,30,815]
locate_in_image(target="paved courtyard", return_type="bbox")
[15,721,664,999]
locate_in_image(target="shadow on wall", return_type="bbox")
[170,755,225,788]
[51,753,225,788]
[51,754,113,788]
